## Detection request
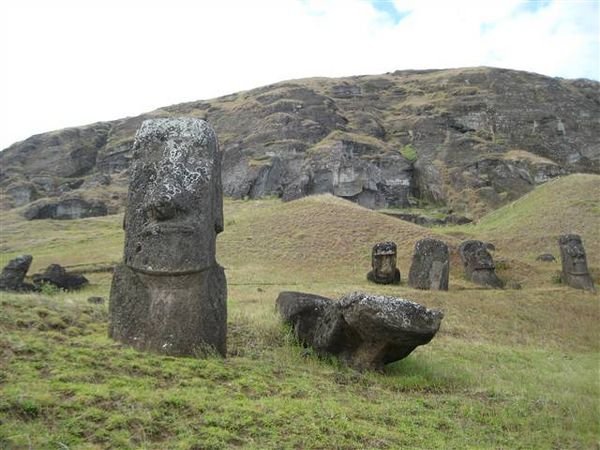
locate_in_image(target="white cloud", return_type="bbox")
[0,0,597,150]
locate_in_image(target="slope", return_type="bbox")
[0,179,599,449]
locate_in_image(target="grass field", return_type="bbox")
[1,174,599,449]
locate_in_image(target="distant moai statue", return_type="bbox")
[459,240,504,288]
[109,118,227,356]
[408,238,449,290]
[556,118,566,136]
[367,241,401,284]
[558,234,595,292]
[0,255,35,292]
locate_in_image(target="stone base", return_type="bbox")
[562,272,596,292]
[109,264,227,356]
[470,269,504,289]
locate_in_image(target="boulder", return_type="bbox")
[277,291,443,371]
[0,255,36,292]
[408,239,449,290]
[536,253,556,262]
[32,264,88,290]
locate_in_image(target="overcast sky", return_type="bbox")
[1,0,598,150]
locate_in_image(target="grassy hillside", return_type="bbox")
[1,175,599,449]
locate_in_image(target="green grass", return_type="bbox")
[400,144,417,161]
[1,175,599,448]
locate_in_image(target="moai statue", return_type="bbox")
[109,118,227,356]
[558,234,595,291]
[0,255,35,292]
[367,241,401,284]
[408,238,449,290]
[459,240,504,288]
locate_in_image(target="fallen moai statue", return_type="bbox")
[33,264,89,290]
[277,291,443,371]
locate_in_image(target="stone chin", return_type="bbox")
[125,229,215,275]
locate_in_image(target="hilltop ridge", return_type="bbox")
[1,67,598,218]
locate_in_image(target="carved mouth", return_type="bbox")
[141,223,196,235]
[567,271,589,276]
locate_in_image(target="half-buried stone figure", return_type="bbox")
[109,118,227,356]
[558,234,595,292]
[367,241,401,284]
[459,240,504,288]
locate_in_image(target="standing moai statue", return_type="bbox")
[558,234,595,291]
[408,238,449,290]
[367,241,401,284]
[459,240,504,288]
[109,118,227,356]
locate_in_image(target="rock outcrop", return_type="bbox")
[23,196,107,220]
[277,291,443,371]
[1,67,598,217]
[109,118,227,357]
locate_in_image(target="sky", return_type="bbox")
[0,0,598,150]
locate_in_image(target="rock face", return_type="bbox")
[367,241,401,284]
[1,68,598,217]
[558,234,595,291]
[277,291,443,371]
[0,255,35,291]
[408,239,449,290]
[32,264,89,290]
[23,196,108,220]
[459,240,504,288]
[109,118,227,357]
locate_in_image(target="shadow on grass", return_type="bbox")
[382,354,471,393]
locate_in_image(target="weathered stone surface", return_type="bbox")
[0,255,35,291]
[4,68,596,216]
[558,234,595,291]
[32,264,88,290]
[408,239,449,290]
[24,197,107,220]
[367,241,401,285]
[536,253,556,262]
[459,240,504,288]
[276,291,443,371]
[109,118,227,356]
[383,211,472,227]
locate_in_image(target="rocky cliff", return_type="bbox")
[1,67,598,218]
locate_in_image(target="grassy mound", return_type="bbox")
[1,175,598,448]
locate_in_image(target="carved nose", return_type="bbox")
[150,198,176,221]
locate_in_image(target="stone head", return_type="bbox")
[460,240,495,272]
[124,118,223,274]
[371,241,397,278]
[559,234,589,276]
